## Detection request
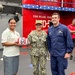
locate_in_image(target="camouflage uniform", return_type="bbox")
[28,30,47,75]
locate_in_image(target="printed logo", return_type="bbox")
[58,30,63,33]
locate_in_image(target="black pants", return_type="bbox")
[72,39,75,47]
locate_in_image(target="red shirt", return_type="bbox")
[68,24,75,39]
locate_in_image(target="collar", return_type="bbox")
[6,28,10,31]
[6,28,16,33]
[51,23,61,29]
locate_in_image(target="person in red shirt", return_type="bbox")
[68,18,75,60]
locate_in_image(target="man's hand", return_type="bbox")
[64,53,71,59]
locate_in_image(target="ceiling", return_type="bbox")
[0,0,22,14]
[0,0,21,4]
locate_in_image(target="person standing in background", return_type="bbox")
[47,12,73,75]
[1,18,21,75]
[28,20,48,75]
[68,18,75,60]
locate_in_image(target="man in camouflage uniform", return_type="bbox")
[28,20,48,75]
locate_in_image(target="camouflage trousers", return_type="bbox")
[31,55,47,75]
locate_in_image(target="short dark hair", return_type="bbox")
[8,18,16,23]
[52,12,60,18]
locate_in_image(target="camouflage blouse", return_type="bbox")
[28,30,48,56]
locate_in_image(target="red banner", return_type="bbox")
[72,0,75,8]
[63,0,72,7]
[22,0,61,7]
[23,9,53,37]
[22,0,74,8]
[22,0,37,5]
[22,9,75,37]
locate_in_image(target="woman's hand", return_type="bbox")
[14,42,22,46]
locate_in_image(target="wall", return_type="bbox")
[0,14,22,49]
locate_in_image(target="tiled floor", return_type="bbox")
[0,48,75,75]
